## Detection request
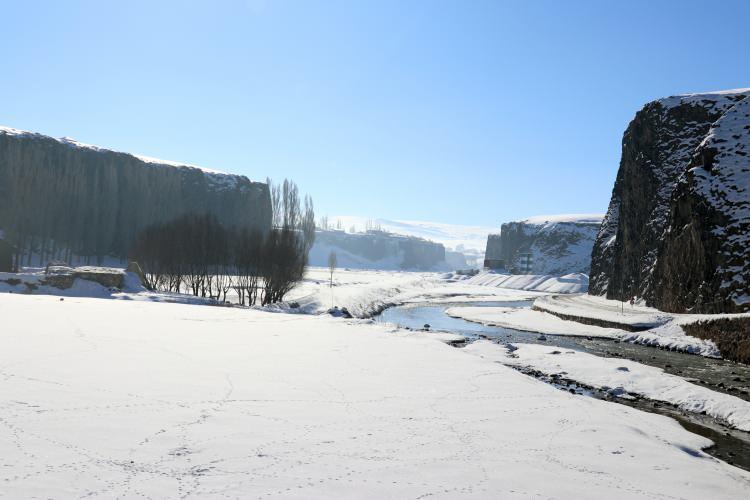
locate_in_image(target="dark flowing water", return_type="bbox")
[376,301,750,471]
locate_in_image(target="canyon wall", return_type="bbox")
[0,127,271,266]
[309,229,447,271]
[484,215,602,275]
[589,89,750,312]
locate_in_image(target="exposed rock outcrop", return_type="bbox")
[44,266,127,290]
[484,215,603,274]
[0,126,272,266]
[590,89,750,312]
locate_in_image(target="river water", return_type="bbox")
[375,300,750,471]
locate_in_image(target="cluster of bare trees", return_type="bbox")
[131,179,315,306]
[315,217,382,233]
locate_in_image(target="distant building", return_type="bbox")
[483,258,505,270]
[483,233,504,270]
[516,253,533,274]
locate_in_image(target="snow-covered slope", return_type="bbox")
[466,270,590,293]
[485,214,603,275]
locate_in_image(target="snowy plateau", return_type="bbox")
[2,267,750,499]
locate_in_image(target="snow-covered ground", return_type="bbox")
[0,268,226,306]
[277,268,550,317]
[1,267,563,319]
[1,266,737,359]
[2,293,750,498]
[465,341,750,432]
[278,268,442,317]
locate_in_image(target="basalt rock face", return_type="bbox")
[484,215,603,274]
[590,89,750,313]
[0,127,272,265]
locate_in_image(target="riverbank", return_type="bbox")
[534,294,750,363]
[380,300,750,470]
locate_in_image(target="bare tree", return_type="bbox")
[328,250,337,288]
[267,177,282,228]
[328,250,337,309]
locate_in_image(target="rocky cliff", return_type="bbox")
[589,89,750,312]
[484,214,603,275]
[309,229,447,271]
[0,126,271,266]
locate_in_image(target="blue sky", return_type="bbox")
[2,0,748,227]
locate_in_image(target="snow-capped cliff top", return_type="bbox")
[0,125,246,180]
[520,213,604,225]
[657,88,750,110]
[678,87,750,97]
